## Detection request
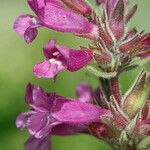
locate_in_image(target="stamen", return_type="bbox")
[53,52,60,56]
[32,18,37,24]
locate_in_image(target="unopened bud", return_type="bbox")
[122,70,150,119]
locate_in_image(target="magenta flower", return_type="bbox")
[16,83,111,150]
[14,0,98,44]
[76,83,93,103]
[34,40,93,80]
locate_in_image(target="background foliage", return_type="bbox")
[0,0,150,149]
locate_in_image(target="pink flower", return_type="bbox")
[34,40,93,80]
[14,0,98,44]
[16,83,111,150]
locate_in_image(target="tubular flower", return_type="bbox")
[16,83,111,150]
[13,0,98,44]
[33,40,93,80]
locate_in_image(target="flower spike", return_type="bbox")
[14,0,150,149]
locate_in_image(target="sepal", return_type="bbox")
[109,0,125,39]
[122,69,150,119]
[125,4,138,23]
[119,130,129,146]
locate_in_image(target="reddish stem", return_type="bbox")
[110,76,121,104]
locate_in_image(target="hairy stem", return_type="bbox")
[100,78,111,100]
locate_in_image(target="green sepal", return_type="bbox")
[119,130,129,146]
[122,69,150,119]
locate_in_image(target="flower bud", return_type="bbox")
[122,70,150,119]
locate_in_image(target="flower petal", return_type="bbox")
[37,2,98,35]
[28,0,63,13]
[14,14,41,43]
[55,46,93,72]
[43,40,58,59]
[27,112,56,138]
[28,0,45,13]
[62,48,93,71]
[27,112,48,138]
[24,27,38,44]
[27,112,61,138]
[25,136,51,150]
[25,83,55,111]
[76,83,93,103]
[14,15,34,36]
[34,60,66,80]
[52,98,111,124]
[52,124,88,135]
[16,111,35,130]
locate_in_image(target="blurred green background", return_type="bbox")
[0,0,150,150]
